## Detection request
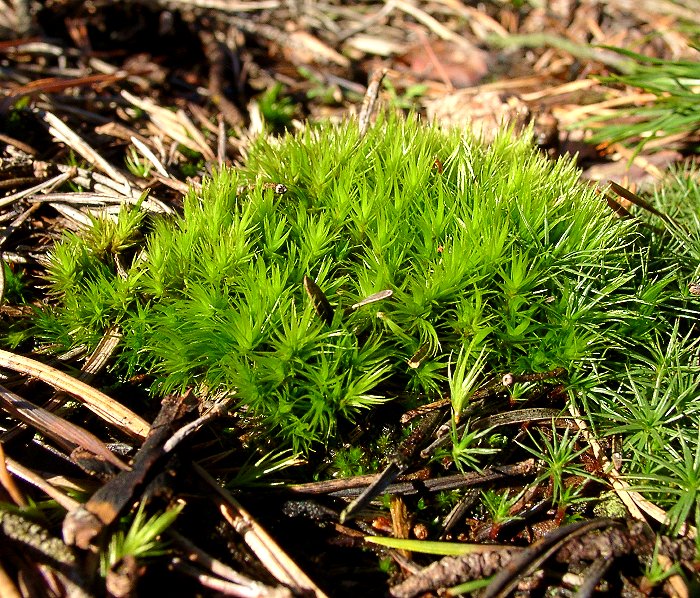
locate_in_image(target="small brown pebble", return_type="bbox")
[413,523,429,540]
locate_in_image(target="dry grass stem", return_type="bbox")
[0,349,150,439]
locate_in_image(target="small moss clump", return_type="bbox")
[35,114,684,452]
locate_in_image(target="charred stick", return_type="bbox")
[288,459,535,498]
[481,518,621,598]
[62,391,193,549]
[340,408,444,522]
[359,68,387,137]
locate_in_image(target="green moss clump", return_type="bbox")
[36,114,676,452]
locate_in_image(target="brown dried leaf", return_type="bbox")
[426,91,530,143]
[399,39,489,88]
[286,31,351,67]
[303,275,334,326]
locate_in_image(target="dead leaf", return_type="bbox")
[399,39,489,88]
[286,31,350,67]
[426,90,530,142]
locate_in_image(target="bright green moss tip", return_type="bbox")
[39,113,667,452]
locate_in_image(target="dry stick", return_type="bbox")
[0,170,74,209]
[169,530,291,598]
[228,16,349,67]
[340,408,444,522]
[77,327,122,383]
[567,404,645,522]
[0,384,130,470]
[389,519,673,598]
[0,177,40,190]
[170,559,292,598]
[389,547,517,597]
[335,0,397,43]
[0,328,123,449]
[63,392,223,549]
[36,109,130,191]
[358,68,387,137]
[390,495,411,558]
[150,172,195,195]
[287,459,535,498]
[312,70,386,189]
[403,373,505,426]
[30,191,171,214]
[400,397,450,424]
[200,29,244,129]
[0,442,26,506]
[193,462,329,598]
[90,168,171,212]
[569,404,692,598]
[4,456,81,512]
[139,0,280,11]
[434,0,509,38]
[6,72,133,108]
[63,392,191,549]
[162,396,234,453]
[122,90,216,161]
[177,106,218,162]
[519,78,600,103]
[129,135,170,178]
[481,519,621,598]
[0,349,150,440]
[0,203,39,249]
[0,131,37,155]
[571,557,614,598]
[560,91,657,120]
[471,407,567,431]
[501,367,566,387]
[0,329,124,451]
[49,202,96,228]
[392,0,467,47]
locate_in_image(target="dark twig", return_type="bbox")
[168,530,290,597]
[481,518,623,598]
[0,384,129,470]
[199,29,244,128]
[289,459,536,498]
[340,408,445,522]
[389,518,695,598]
[573,557,614,598]
[62,391,193,549]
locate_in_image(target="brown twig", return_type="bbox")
[62,391,192,549]
[194,462,329,597]
[0,349,150,439]
[0,384,130,470]
[359,68,387,137]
